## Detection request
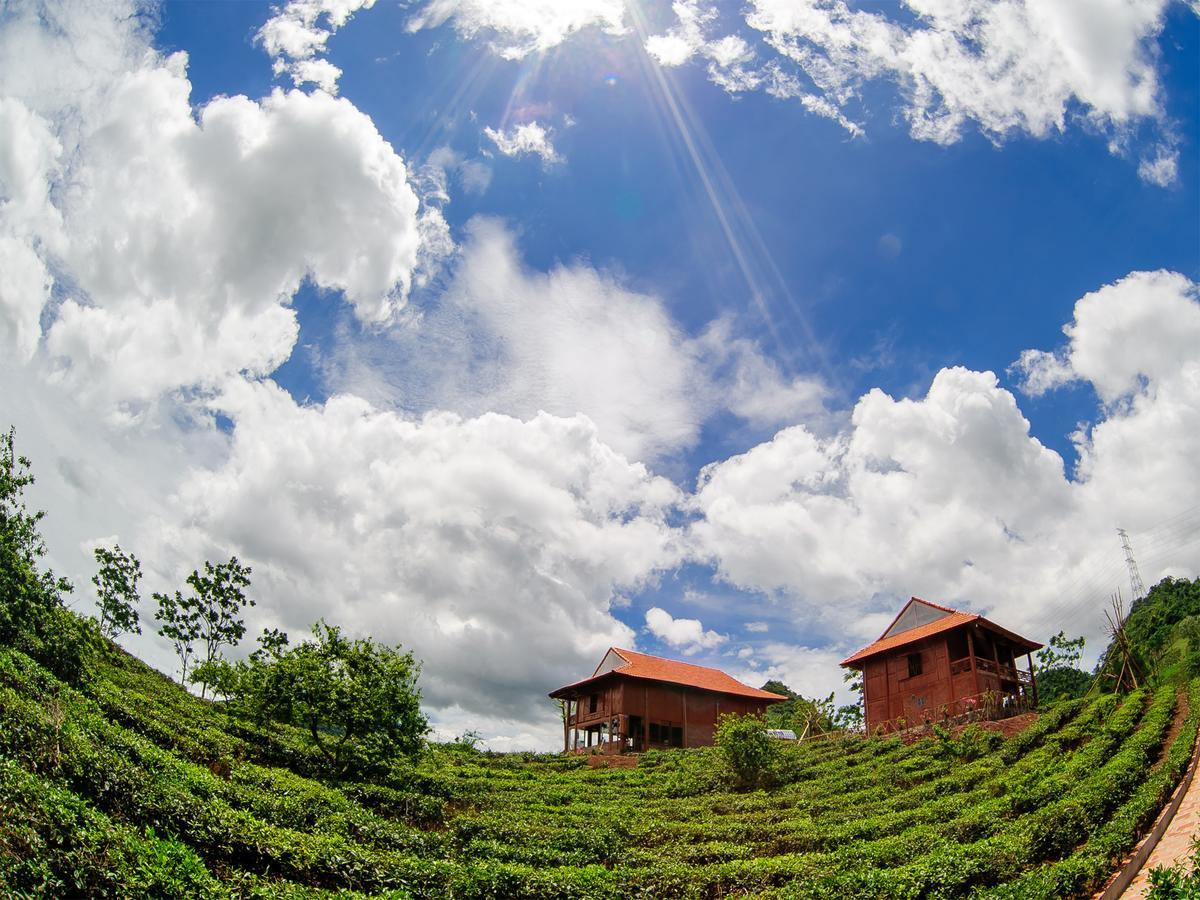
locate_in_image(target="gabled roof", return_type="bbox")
[840,597,1041,667]
[549,647,787,702]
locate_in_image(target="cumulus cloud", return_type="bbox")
[1011,270,1200,403]
[692,269,1200,659]
[645,606,726,654]
[0,0,434,412]
[144,380,683,726]
[484,120,561,164]
[257,0,375,93]
[407,0,626,59]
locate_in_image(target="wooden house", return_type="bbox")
[549,648,787,753]
[841,597,1042,733]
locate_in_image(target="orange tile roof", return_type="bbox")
[549,647,787,701]
[841,610,980,666]
[840,598,1042,667]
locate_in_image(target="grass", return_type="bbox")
[0,642,1197,898]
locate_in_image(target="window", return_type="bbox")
[649,721,683,747]
[907,652,923,678]
[588,694,598,713]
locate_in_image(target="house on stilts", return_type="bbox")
[549,648,787,753]
[841,597,1042,733]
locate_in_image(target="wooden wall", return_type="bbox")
[574,678,772,748]
[862,636,978,732]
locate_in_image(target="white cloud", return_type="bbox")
[0,0,433,412]
[325,219,828,461]
[407,0,626,59]
[257,0,375,93]
[1011,270,1200,403]
[730,642,850,702]
[1137,144,1179,188]
[745,621,770,633]
[745,0,1174,179]
[641,0,1178,180]
[692,270,1200,660]
[145,380,683,722]
[697,318,830,430]
[645,606,726,653]
[483,121,561,164]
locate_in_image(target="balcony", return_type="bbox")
[950,656,1032,683]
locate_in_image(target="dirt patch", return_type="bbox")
[1151,688,1191,772]
[897,711,1039,744]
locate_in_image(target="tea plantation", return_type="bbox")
[0,639,1196,899]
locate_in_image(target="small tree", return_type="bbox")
[1036,631,1085,670]
[92,545,142,639]
[155,557,253,697]
[715,712,777,789]
[189,558,254,697]
[248,621,428,777]
[154,589,201,687]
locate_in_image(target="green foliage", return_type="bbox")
[243,621,429,778]
[2,637,1197,898]
[1037,630,1086,670]
[931,724,1000,761]
[2,432,1198,897]
[1037,666,1092,703]
[155,556,254,696]
[1148,837,1200,898]
[715,712,778,788]
[92,543,143,639]
[1033,631,1091,703]
[0,428,96,685]
[1100,576,1200,687]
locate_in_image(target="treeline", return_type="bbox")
[1034,576,1200,704]
[0,428,428,779]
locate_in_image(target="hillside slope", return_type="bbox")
[0,643,1197,898]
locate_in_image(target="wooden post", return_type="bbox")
[1028,652,1038,707]
[644,685,649,750]
[682,688,689,748]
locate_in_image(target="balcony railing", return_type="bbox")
[949,656,1032,683]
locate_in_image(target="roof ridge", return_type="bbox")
[614,647,733,674]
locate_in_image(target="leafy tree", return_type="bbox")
[154,589,201,687]
[715,712,777,789]
[155,557,254,697]
[0,428,96,683]
[92,544,142,639]
[1036,631,1085,670]
[246,621,428,777]
[1034,630,1091,702]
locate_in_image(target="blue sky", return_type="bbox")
[2,0,1199,747]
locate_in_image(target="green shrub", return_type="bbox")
[715,713,779,789]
